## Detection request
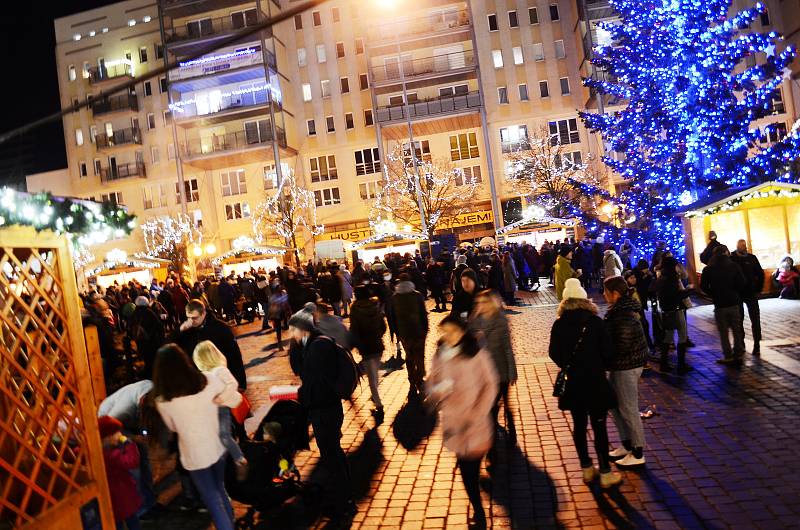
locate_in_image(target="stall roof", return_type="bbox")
[676,181,800,217]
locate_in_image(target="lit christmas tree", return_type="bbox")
[580,0,800,256]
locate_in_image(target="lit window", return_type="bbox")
[302,83,312,102]
[68,65,76,81]
[310,155,338,182]
[75,129,84,146]
[321,79,331,98]
[143,15,151,23]
[492,50,503,68]
[359,181,383,200]
[297,48,307,67]
[513,46,523,65]
[500,125,528,152]
[89,31,96,37]
[316,44,327,63]
[73,34,81,41]
[449,132,479,161]
[128,19,136,26]
[532,43,545,61]
[102,27,108,33]
[455,165,482,186]
[221,170,247,196]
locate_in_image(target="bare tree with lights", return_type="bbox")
[372,145,480,241]
[251,170,323,266]
[139,214,202,273]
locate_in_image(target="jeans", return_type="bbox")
[431,289,447,310]
[714,305,746,359]
[662,310,687,346]
[218,407,244,462]
[364,356,383,408]
[570,409,611,473]
[309,405,352,511]
[400,336,426,392]
[457,457,485,523]
[609,368,645,449]
[270,319,283,345]
[130,439,156,515]
[189,457,234,530]
[741,295,762,343]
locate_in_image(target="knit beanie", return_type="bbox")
[460,268,478,285]
[288,307,316,332]
[562,278,588,300]
[558,246,572,258]
[97,415,122,439]
[354,285,371,300]
[135,296,150,307]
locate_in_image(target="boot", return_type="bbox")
[677,343,693,374]
[659,344,672,373]
[752,340,761,356]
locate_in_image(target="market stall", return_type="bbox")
[495,205,580,247]
[212,245,287,276]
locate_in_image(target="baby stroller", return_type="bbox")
[225,399,313,529]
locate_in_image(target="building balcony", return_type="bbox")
[91,94,139,116]
[170,46,275,82]
[100,162,146,183]
[88,61,134,85]
[180,127,289,169]
[161,0,263,19]
[96,127,142,150]
[170,89,276,125]
[370,50,475,87]
[376,90,481,125]
[164,11,268,46]
[368,9,471,45]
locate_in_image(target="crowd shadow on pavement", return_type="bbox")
[392,395,437,451]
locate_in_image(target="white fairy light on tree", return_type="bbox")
[138,214,202,273]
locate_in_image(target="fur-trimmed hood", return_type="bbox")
[557,297,599,317]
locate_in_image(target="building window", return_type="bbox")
[316,44,326,63]
[68,65,76,81]
[151,146,159,164]
[244,119,271,143]
[519,84,529,101]
[314,188,341,206]
[359,181,383,200]
[355,148,381,175]
[554,150,583,169]
[560,77,571,95]
[102,192,124,205]
[492,50,503,68]
[549,118,581,145]
[321,79,331,98]
[139,46,148,63]
[143,186,154,209]
[403,140,432,164]
[294,14,303,30]
[449,132,479,161]
[312,11,321,26]
[532,43,545,61]
[302,83,312,102]
[549,4,560,21]
[340,77,350,94]
[221,169,247,196]
[336,42,345,58]
[147,113,156,130]
[771,89,785,114]
[497,86,508,104]
[364,109,374,126]
[155,43,164,60]
[310,155,338,182]
[307,119,316,136]
[264,164,278,190]
[94,159,102,175]
[298,48,307,67]
[761,7,770,26]
[326,116,335,133]
[500,125,528,152]
[159,77,167,93]
[225,202,251,220]
[176,178,199,202]
[508,11,518,28]
[144,81,152,96]
[332,7,341,22]
[360,73,369,90]
[355,38,364,54]
[345,113,354,129]
[487,14,498,31]
[90,125,98,144]
[168,143,176,160]
[80,161,88,178]
[513,46,523,65]
[529,7,539,24]
[554,40,566,59]
[83,61,91,79]
[455,165,482,186]
[75,129,84,146]
[539,80,550,98]
[765,122,787,143]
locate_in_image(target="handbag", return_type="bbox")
[231,393,252,425]
[553,325,587,398]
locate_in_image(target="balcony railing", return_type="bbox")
[181,126,286,158]
[91,94,139,116]
[376,91,481,124]
[96,127,142,149]
[164,11,265,43]
[368,9,470,43]
[370,50,475,85]
[88,62,134,84]
[100,162,146,183]
[171,47,275,82]
[171,90,270,120]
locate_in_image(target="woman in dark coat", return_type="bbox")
[487,253,504,294]
[549,278,622,489]
[349,286,387,419]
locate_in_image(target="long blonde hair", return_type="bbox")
[193,340,227,372]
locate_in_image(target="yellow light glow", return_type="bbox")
[377,0,398,8]
[205,243,217,255]
[601,203,615,215]
[192,245,203,257]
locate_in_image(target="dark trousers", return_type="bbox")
[401,337,426,391]
[714,305,746,359]
[638,310,654,348]
[431,288,447,310]
[456,457,485,523]
[570,409,611,473]
[309,405,352,511]
[741,295,762,343]
[491,382,515,442]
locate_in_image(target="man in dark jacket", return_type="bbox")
[426,258,447,312]
[731,239,764,355]
[175,299,247,389]
[129,297,165,378]
[391,274,429,397]
[288,309,354,522]
[349,287,386,419]
[699,231,722,265]
[700,246,746,365]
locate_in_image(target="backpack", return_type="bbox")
[318,336,360,400]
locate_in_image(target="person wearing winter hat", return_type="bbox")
[555,248,581,301]
[99,415,143,530]
[349,285,387,420]
[450,268,479,320]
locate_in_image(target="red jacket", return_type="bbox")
[103,440,142,521]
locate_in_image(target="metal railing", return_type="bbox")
[164,11,267,43]
[88,62,134,84]
[91,94,139,116]
[172,91,271,120]
[100,161,146,182]
[171,47,275,82]
[96,127,142,149]
[181,126,286,157]
[370,50,475,84]
[368,9,470,43]
[376,90,481,123]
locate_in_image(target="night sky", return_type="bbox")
[0,1,119,186]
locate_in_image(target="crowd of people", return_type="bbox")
[80,234,800,530]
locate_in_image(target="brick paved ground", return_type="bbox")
[143,287,800,530]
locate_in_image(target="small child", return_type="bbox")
[98,415,142,530]
[193,340,249,481]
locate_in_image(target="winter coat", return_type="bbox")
[391,281,429,341]
[289,330,341,410]
[487,260,504,292]
[348,298,386,359]
[524,247,541,276]
[174,313,247,389]
[603,250,623,278]
[652,274,692,312]
[103,440,142,522]
[470,312,517,383]
[548,301,617,412]
[351,265,368,286]
[554,255,577,301]
[618,244,635,270]
[268,291,290,320]
[338,270,354,301]
[700,254,746,308]
[318,314,352,350]
[502,260,518,294]
[699,239,722,265]
[603,295,648,371]
[731,252,765,296]
[427,344,498,459]
[450,289,475,320]
[591,243,604,271]
[450,264,469,293]
[426,262,446,291]
[286,278,306,313]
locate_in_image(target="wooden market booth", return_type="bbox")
[0,226,114,528]
[679,181,800,287]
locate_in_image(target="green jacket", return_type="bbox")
[554,255,576,300]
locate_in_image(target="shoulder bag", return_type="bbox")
[553,325,588,398]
